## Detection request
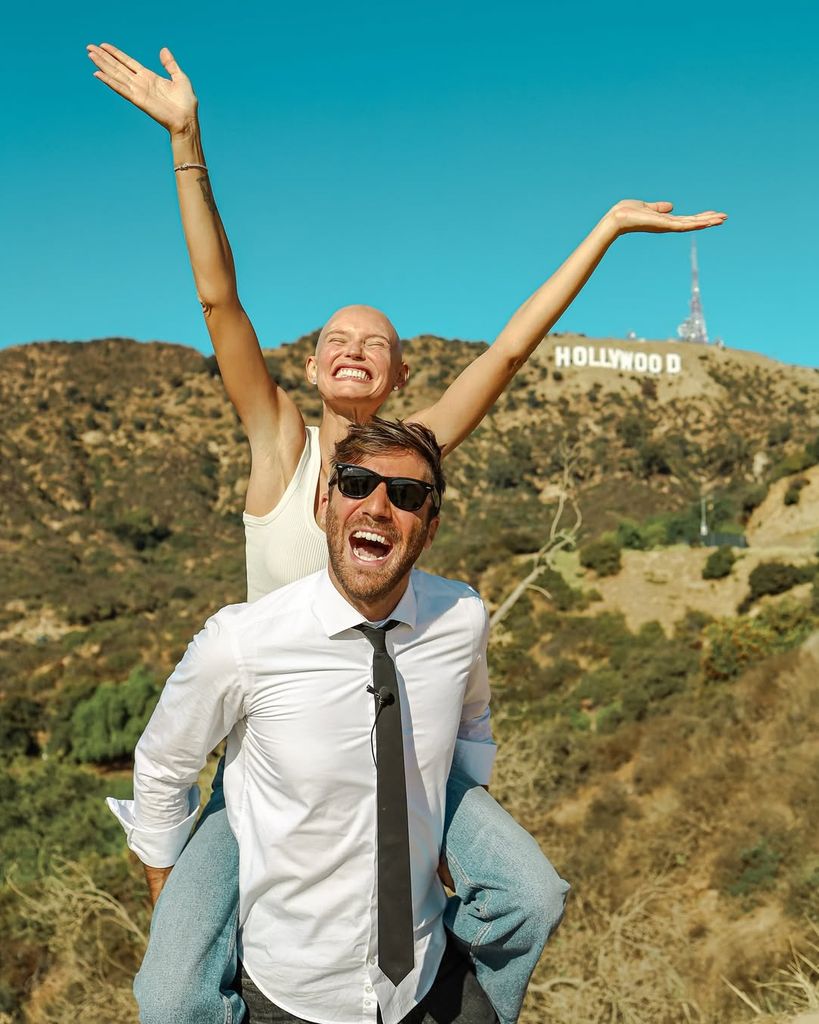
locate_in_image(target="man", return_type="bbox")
[113,418,508,1024]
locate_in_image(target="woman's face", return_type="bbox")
[306,305,408,416]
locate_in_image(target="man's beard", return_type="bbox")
[325,504,429,607]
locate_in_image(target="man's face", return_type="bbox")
[322,450,439,615]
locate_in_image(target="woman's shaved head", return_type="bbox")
[317,305,400,352]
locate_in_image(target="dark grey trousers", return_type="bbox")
[238,936,498,1024]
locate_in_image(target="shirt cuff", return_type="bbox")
[106,786,201,869]
[451,738,497,786]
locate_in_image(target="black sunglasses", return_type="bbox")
[330,463,440,513]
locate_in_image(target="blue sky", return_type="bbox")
[2,0,817,366]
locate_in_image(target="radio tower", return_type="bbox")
[677,238,709,344]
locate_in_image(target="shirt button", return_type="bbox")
[365,985,373,993]
[364,999,372,1007]
[368,956,377,966]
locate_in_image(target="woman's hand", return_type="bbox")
[87,43,197,137]
[606,199,727,236]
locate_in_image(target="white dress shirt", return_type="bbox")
[109,568,495,1024]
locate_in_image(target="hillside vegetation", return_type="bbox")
[1,334,818,1023]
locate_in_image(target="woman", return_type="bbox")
[87,41,726,1024]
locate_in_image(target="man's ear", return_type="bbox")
[305,355,318,386]
[396,362,410,390]
[422,514,440,550]
[318,489,330,528]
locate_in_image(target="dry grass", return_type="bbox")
[8,859,144,1024]
[721,921,819,1023]
[509,633,819,1024]
[523,878,703,1024]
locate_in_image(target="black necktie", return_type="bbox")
[356,621,414,987]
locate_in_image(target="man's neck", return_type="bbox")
[327,566,410,624]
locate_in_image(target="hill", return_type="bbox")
[1,333,818,1023]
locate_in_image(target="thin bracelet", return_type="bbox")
[174,162,208,173]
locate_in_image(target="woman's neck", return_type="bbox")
[317,404,375,468]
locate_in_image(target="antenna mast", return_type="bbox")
[677,239,709,344]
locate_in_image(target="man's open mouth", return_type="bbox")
[350,529,393,562]
[334,366,372,382]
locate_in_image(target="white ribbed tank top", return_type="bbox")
[243,426,329,602]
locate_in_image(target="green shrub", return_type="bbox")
[704,601,816,680]
[636,440,672,477]
[630,645,696,700]
[702,546,736,580]
[112,508,171,552]
[485,433,536,491]
[621,685,650,721]
[46,679,100,757]
[579,536,622,576]
[771,450,816,480]
[616,518,649,550]
[67,666,162,764]
[767,422,791,447]
[725,841,782,898]
[745,561,813,606]
[674,608,715,638]
[740,484,768,520]
[536,567,587,611]
[575,668,620,707]
[0,761,132,882]
[596,702,625,734]
[784,478,808,506]
[539,658,582,692]
[617,414,646,448]
[0,698,42,757]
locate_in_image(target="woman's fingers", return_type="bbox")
[87,44,139,84]
[159,47,183,78]
[98,42,145,75]
[666,212,728,231]
[90,68,132,102]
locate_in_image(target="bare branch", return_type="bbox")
[490,439,584,633]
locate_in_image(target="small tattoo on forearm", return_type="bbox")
[196,175,217,215]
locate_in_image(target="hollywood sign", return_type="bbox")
[554,345,682,375]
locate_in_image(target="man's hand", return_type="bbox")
[606,199,727,237]
[86,43,198,137]
[143,864,173,906]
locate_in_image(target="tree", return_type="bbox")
[68,667,162,764]
[490,440,583,632]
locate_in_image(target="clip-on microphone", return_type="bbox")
[367,684,395,708]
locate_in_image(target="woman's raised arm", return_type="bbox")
[412,200,727,455]
[86,43,305,474]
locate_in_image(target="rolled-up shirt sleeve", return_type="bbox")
[107,608,246,868]
[453,597,496,785]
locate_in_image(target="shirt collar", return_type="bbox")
[313,569,418,638]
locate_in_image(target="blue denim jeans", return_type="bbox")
[134,763,569,1024]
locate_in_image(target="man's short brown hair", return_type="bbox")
[332,417,445,514]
